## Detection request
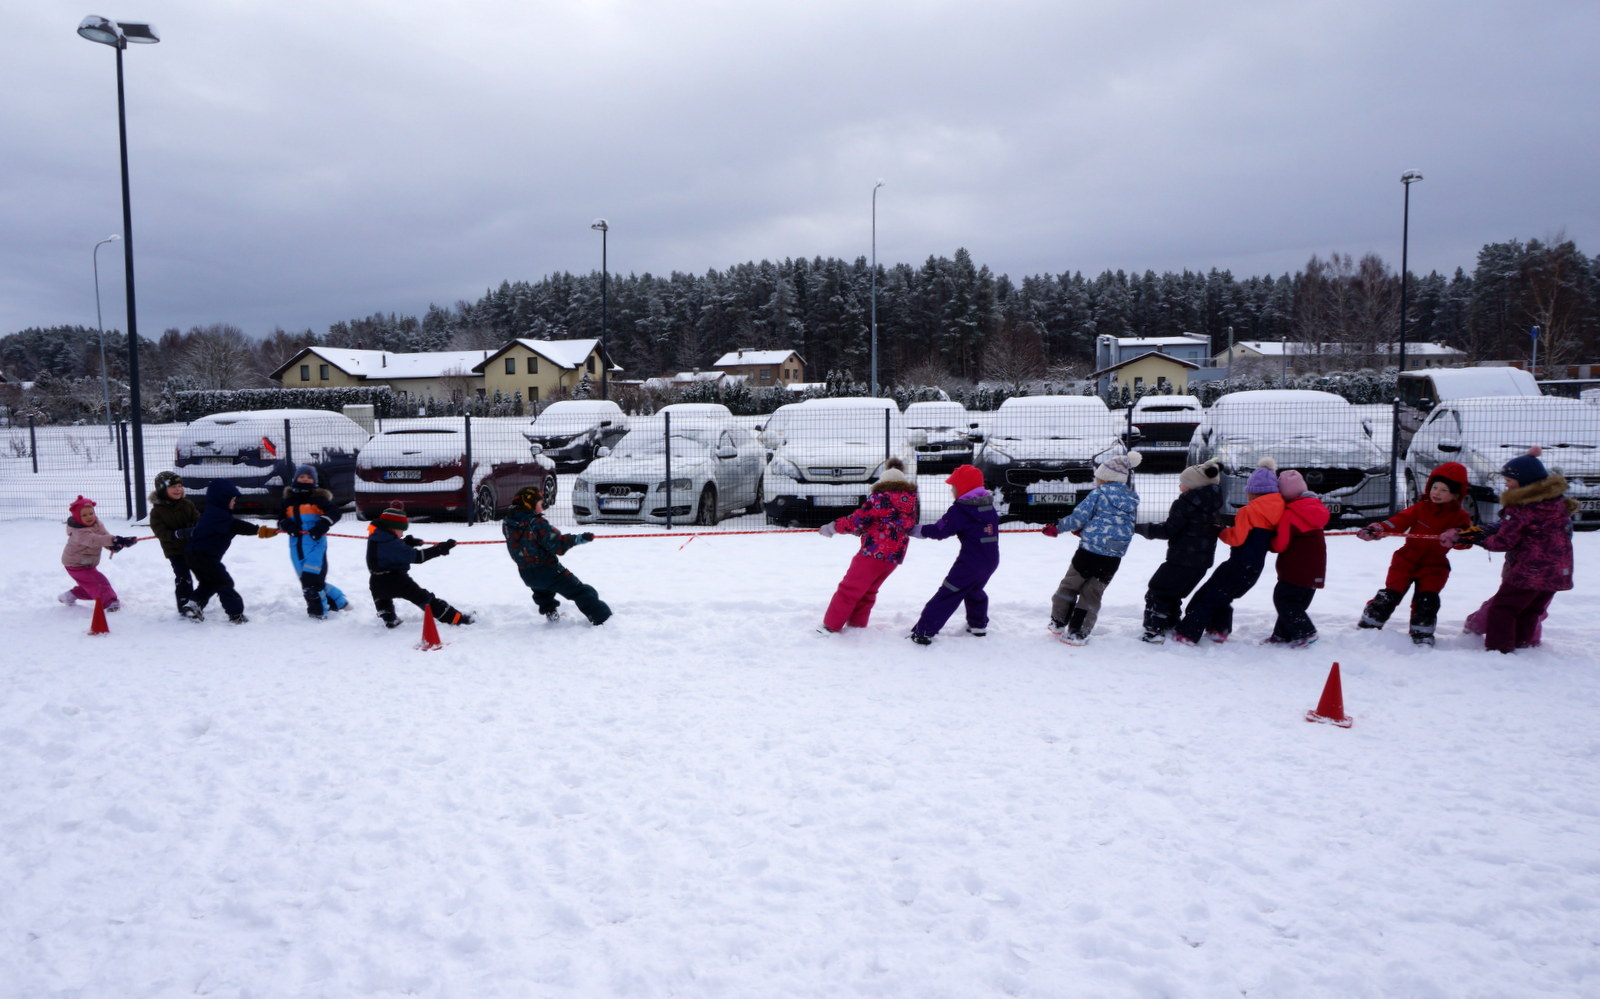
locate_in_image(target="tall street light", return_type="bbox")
[870,180,883,396]
[1390,169,1423,514]
[591,218,609,401]
[78,14,159,520]
[92,234,120,440]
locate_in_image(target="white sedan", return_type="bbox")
[572,419,766,526]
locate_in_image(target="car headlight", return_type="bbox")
[770,457,802,479]
[658,478,693,493]
[574,477,590,492]
[983,448,1012,466]
[1365,465,1390,476]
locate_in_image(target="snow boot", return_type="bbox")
[1359,588,1401,629]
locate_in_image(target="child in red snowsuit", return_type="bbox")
[1356,461,1473,645]
[817,458,919,633]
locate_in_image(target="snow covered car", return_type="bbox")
[904,400,978,474]
[1396,366,1540,444]
[354,421,557,522]
[1403,396,1600,528]
[572,418,765,526]
[1187,389,1390,523]
[521,400,629,472]
[760,398,924,526]
[174,409,369,514]
[972,395,1127,524]
[1125,395,1204,472]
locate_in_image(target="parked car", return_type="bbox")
[972,396,1126,524]
[573,418,765,526]
[1403,396,1600,528]
[522,400,629,472]
[761,397,924,526]
[1396,366,1540,444]
[354,421,557,522]
[1187,389,1389,523]
[174,409,369,514]
[656,402,735,420]
[904,400,977,473]
[1125,395,1204,472]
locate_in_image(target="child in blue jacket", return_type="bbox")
[907,465,1000,645]
[365,506,471,629]
[277,465,350,619]
[182,479,279,624]
[1043,451,1143,645]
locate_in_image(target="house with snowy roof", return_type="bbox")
[711,348,805,387]
[470,338,619,405]
[269,346,498,400]
[1215,340,1467,371]
[1093,333,1217,395]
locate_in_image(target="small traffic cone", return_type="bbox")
[417,611,445,651]
[88,599,111,636]
[1305,661,1352,728]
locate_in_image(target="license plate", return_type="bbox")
[203,456,234,464]
[814,495,861,507]
[1579,499,1600,512]
[383,469,422,481]
[599,498,641,511]
[1031,493,1076,505]
[1324,501,1343,517]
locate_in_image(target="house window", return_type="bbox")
[504,357,516,375]
[528,386,539,401]
[760,367,773,382]
[528,356,538,374]
[299,364,310,382]
[586,356,596,374]
[319,364,330,381]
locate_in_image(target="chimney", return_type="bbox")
[382,354,387,368]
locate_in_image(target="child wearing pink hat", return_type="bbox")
[59,496,137,611]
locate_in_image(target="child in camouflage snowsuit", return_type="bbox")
[501,486,612,625]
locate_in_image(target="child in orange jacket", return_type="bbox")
[1356,461,1473,645]
[1173,458,1284,645]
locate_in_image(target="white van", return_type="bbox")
[174,409,371,513]
[760,397,925,525]
[1397,367,1540,440]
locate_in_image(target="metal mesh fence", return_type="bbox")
[4,394,1598,530]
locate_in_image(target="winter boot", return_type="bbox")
[180,600,205,622]
[544,609,562,624]
[1409,590,1441,645]
[228,613,249,625]
[965,625,986,637]
[1359,588,1402,629]
[907,631,932,646]
[58,591,78,606]
[1062,608,1091,645]
[1046,619,1065,637]
[381,612,402,629]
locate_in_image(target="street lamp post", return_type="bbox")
[870,180,883,396]
[1390,169,1423,514]
[92,234,120,440]
[591,219,609,401]
[78,14,159,520]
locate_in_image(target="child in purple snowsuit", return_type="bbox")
[907,464,1000,644]
[817,458,919,633]
[1443,446,1576,653]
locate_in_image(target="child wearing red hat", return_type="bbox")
[1355,461,1474,645]
[906,464,1000,644]
[365,506,473,629]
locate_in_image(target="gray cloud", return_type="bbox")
[5,0,1596,341]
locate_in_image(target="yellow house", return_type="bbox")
[712,348,805,387]
[471,338,619,406]
[269,347,494,400]
[1090,351,1199,396]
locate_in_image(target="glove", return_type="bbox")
[1041,523,1060,538]
[909,525,925,539]
[818,523,837,537]
[576,532,595,544]
[110,536,136,552]
[1133,523,1152,539]
[173,527,193,540]
[1437,528,1460,547]
[1458,525,1488,547]
[403,535,426,548]
[1357,522,1383,541]
[434,539,458,555]
[277,518,301,535]
[256,525,280,539]
[308,517,332,540]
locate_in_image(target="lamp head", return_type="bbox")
[77,16,159,46]
[1401,170,1423,184]
[590,218,609,232]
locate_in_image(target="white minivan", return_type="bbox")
[760,397,925,525]
[1397,366,1540,441]
[174,409,371,513]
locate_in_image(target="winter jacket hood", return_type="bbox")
[1499,473,1579,514]
[1426,461,1470,495]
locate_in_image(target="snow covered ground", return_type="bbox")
[3,495,1599,997]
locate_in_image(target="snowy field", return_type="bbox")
[3,487,1599,998]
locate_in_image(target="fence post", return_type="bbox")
[119,420,134,520]
[1388,396,1401,517]
[28,414,38,473]
[282,418,294,477]
[664,411,673,529]
[463,413,475,522]
[884,408,891,464]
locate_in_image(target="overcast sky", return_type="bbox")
[5,0,1597,341]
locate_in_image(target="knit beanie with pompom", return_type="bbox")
[1179,460,1220,491]
[1244,456,1280,495]
[1500,446,1549,487]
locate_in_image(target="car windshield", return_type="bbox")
[1458,410,1600,447]
[768,412,900,445]
[612,430,718,457]
[988,409,1116,441]
[1216,409,1366,442]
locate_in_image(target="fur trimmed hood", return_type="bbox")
[283,485,335,503]
[870,476,918,493]
[1500,473,1579,514]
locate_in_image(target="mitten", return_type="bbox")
[308,517,332,540]
[818,523,837,537]
[1041,523,1060,538]
[908,525,925,539]
[277,518,301,535]
[1437,528,1460,547]
[403,535,426,548]
[577,532,595,544]
[434,539,458,555]
[110,535,136,551]
[256,525,280,539]
[1458,525,1488,547]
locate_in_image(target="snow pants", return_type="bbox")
[911,555,997,639]
[1479,584,1557,654]
[1174,555,1266,643]
[186,553,244,619]
[1270,581,1318,642]
[64,565,118,606]
[824,553,899,632]
[165,555,195,614]
[517,563,612,625]
[1050,549,1122,638]
[369,571,468,626]
[1142,561,1210,636]
[288,535,347,617]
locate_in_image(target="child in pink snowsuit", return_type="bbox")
[817,458,919,633]
[60,495,137,611]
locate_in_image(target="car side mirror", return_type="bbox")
[595,446,612,458]
[1125,430,1144,446]
[716,445,737,459]
[1437,439,1462,453]
[527,443,543,455]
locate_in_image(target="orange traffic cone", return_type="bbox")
[417,611,444,651]
[1306,662,1352,728]
[88,599,111,636]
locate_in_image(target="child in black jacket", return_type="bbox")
[365,506,472,628]
[1135,461,1223,642]
[182,479,279,624]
